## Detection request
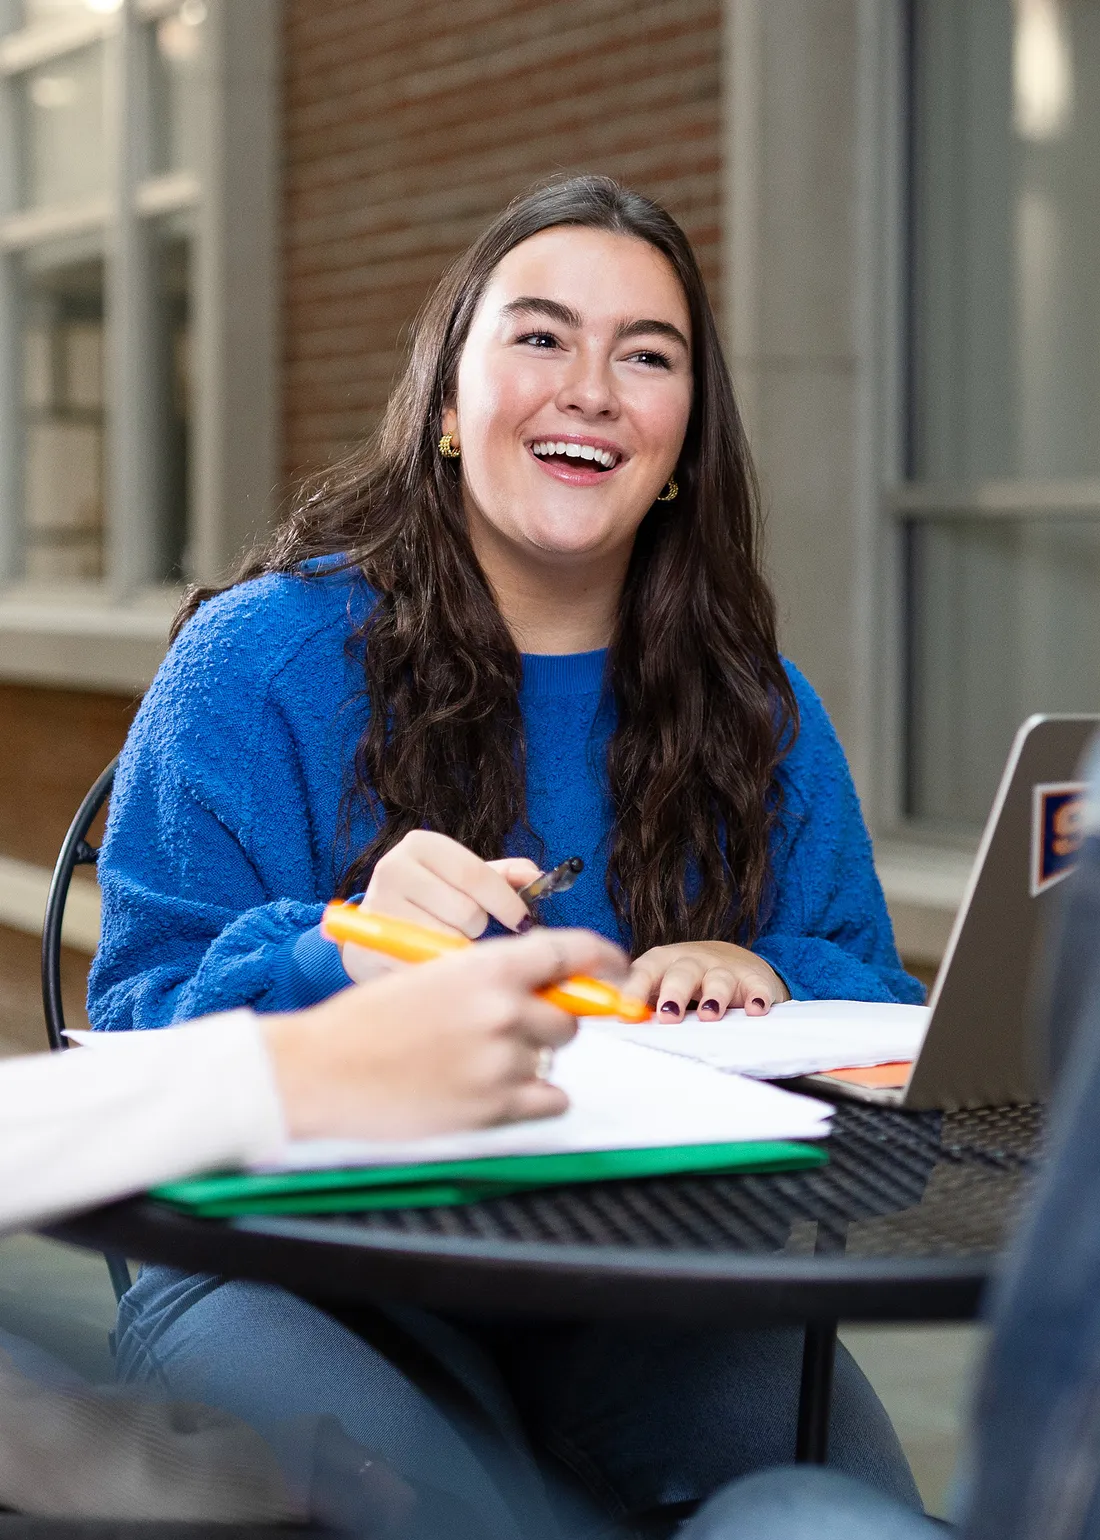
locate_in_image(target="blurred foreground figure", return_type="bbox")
[0,1332,301,1524]
[683,740,1100,1540]
[0,1325,499,1536]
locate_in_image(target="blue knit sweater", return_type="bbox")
[88,567,922,1031]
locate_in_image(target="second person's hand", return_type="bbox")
[267,927,628,1139]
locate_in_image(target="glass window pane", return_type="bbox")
[148,1,207,175]
[911,0,1100,480]
[149,215,192,580]
[16,43,106,207]
[905,515,1100,829]
[19,236,107,581]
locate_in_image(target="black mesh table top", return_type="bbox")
[50,1101,1042,1326]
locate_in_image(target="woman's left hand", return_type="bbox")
[625,942,790,1021]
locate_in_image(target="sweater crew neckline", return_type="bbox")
[520,648,608,697]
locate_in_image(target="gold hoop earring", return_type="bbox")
[439,432,460,460]
[656,475,678,502]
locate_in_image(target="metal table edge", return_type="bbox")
[46,1199,1000,1325]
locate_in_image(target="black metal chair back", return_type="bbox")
[40,757,131,1301]
[41,756,116,1052]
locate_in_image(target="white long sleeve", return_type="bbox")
[0,1013,287,1233]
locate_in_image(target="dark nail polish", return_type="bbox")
[515,915,533,934]
[701,999,720,1014]
[750,996,766,1010]
[660,1000,681,1016]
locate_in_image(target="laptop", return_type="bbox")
[794,714,1100,1110]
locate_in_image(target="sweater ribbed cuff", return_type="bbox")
[750,942,804,1001]
[270,924,352,1010]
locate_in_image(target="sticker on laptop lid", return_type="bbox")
[1031,782,1086,896]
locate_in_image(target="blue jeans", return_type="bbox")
[115,1267,920,1537]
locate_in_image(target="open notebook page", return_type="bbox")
[588,999,930,1079]
[255,1030,832,1172]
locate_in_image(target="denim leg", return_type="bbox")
[494,1323,921,1524]
[683,1468,943,1540]
[114,1265,557,1540]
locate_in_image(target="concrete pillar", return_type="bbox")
[723,0,900,809]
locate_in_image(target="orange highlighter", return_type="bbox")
[321,901,652,1022]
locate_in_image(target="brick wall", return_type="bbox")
[0,685,136,871]
[283,0,723,482]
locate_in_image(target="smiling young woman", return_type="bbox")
[103,176,919,1027]
[89,177,923,1531]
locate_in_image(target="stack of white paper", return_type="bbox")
[590,999,929,1080]
[261,1029,833,1174]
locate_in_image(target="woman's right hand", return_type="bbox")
[266,928,627,1140]
[341,830,541,983]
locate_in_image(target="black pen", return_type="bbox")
[518,856,584,914]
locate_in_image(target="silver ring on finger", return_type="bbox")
[536,1046,555,1081]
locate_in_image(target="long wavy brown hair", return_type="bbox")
[176,176,797,952]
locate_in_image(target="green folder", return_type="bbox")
[153,1141,827,1217]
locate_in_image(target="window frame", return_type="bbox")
[0,0,279,691]
[882,0,1100,844]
